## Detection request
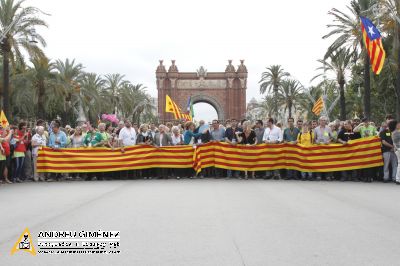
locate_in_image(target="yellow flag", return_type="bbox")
[10,228,36,256]
[165,95,182,119]
[0,110,9,128]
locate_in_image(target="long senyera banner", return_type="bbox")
[37,136,383,173]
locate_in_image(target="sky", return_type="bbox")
[30,0,350,122]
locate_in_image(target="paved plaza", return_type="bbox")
[0,179,400,266]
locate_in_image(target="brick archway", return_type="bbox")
[156,60,247,122]
[190,94,224,121]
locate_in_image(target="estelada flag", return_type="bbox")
[165,95,182,119]
[360,16,386,75]
[312,96,324,116]
[0,110,9,128]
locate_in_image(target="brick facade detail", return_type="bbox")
[156,60,247,122]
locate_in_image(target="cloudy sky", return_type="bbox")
[31,0,349,121]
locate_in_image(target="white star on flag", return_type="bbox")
[368,26,375,36]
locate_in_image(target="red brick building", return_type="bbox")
[156,60,247,122]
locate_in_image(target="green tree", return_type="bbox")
[277,79,304,119]
[80,73,106,124]
[118,83,155,124]
[0,0,47,117]
[104,73,128,114]
[379,0,400,118]
[323,0,376,119]
[54,58,84,124]
[29,55,57,119]
[312,48,353,120]
[258,65,289,117]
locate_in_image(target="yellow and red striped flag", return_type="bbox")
[360,16,386,75]
[165,95,192,121]
[165,94,181,119]
[312,96,324,116]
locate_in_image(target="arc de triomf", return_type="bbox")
[156,60,247,122]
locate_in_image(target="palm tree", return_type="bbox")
[118,83,154,124]
[298,86,323,120]
[0,0,48,117]
[323,0,376,119]
[80,73,106,123]
[258,65,289,117]
[277,79,304,119]
[104,73,128,114]
[379,0,400,118]
[260,95,275,118]
[312,48,353,120]
[54,58,85,123]
[29,55,57,119]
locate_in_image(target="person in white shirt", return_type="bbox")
[262,118,282,179]
[31,126,47,182]
[118,119,137,152]
[171,126,183,145]
[263,118,283,143]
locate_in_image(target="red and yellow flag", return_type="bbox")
[312,96,324,116]
[38,137,383,174]
[165,95,192,121]
[360,16,386,75]
[0,110,9,128]
[165,94,182,119]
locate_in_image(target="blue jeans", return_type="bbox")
[13,156,25,181]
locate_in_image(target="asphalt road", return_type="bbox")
[0,179,399,266]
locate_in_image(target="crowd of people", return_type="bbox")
[0,114,399,185]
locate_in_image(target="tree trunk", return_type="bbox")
[2,38,10,119]
[273,87,278,118]
[339,81,346,120]
[288,102,292,119]
[363,53,371,119]
[37,80,46,119]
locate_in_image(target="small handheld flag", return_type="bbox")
[312,96,324,116]
[0,110,9,128]
[360,16,386,75]
[186,96,194,119]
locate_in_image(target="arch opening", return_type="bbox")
[190,94,225,122]
[192,102,218,123]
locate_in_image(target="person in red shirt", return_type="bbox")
[0,127,12,183]
[12,122,28,183]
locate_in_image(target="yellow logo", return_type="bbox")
[10,228,36,256]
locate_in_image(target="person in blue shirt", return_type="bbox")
[48,121,67,150]
[183,122,205,145]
